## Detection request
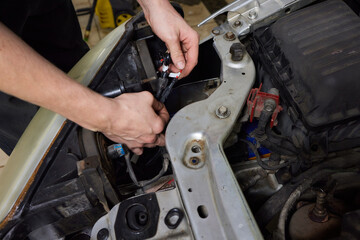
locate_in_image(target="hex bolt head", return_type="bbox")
[224,31,236,41]
[216,106,231,119]
[212,29,220,35]
[248,10,258,19]
[264,102,275,112]
[233,20,242,27]
[230,43,244,61]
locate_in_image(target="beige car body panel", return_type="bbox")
[0,22,127,224]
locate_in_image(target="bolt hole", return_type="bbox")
[285,8,291,14]
[190,157,200,165]
[188,188,192,192]
[139,213,147,221]
[242,72,245,75]
[197,205,208,219]
[191,145,201,153]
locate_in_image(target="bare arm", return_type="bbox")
[0,23,169,155]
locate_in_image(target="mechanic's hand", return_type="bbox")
[138,0,199,78]
[102,91,169,155]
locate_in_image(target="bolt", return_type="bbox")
[230,43,244,61]
[233,20,242,27]
[218,106,227,115]
[191,145,201,153]
[248,10,258,19]
[224,31,236,41]
[314,191,327,215]
[190,157,200,165]
[309,189,329,223]
[264,100,276,112]
[212,29,220,35]
[216,106,231,119]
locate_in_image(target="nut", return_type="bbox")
[233,20,242,27]
[230,43,244,61]
[224,31,236,41]
[212,29,220,35]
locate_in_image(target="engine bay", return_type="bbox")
[1,0,360,239]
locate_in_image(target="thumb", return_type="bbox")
[167,40,185,70]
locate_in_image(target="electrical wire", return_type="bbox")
[124,147,170,188]
[240,139,291,170]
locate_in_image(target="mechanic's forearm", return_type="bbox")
[0,23,110,132]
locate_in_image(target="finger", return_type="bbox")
[121,139,144,149]
[155,133,166,146]
[180,37,199,78]
[139,134,158,144]
[167,40,186,70]
[152,99,170,127]
[131,147,144,155]
[168,63,180,73]
[138,133,165,147]
[157,106,170,124]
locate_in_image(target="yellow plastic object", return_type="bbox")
[116,13,132,26]
[95,0,115,28]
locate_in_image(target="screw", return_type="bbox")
[224,31,236,41]
[230,43,244,61]
[212,29,220,35]
[190,157,200,165]
[248,10,258,19]
[216,106,231,119]
[234,20,242,27]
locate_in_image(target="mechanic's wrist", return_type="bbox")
[138,0,173,24]
[70,90,115,134]
[92,96,119,134]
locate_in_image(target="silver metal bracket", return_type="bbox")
[199,0,316,37]
[165,33,263,239]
